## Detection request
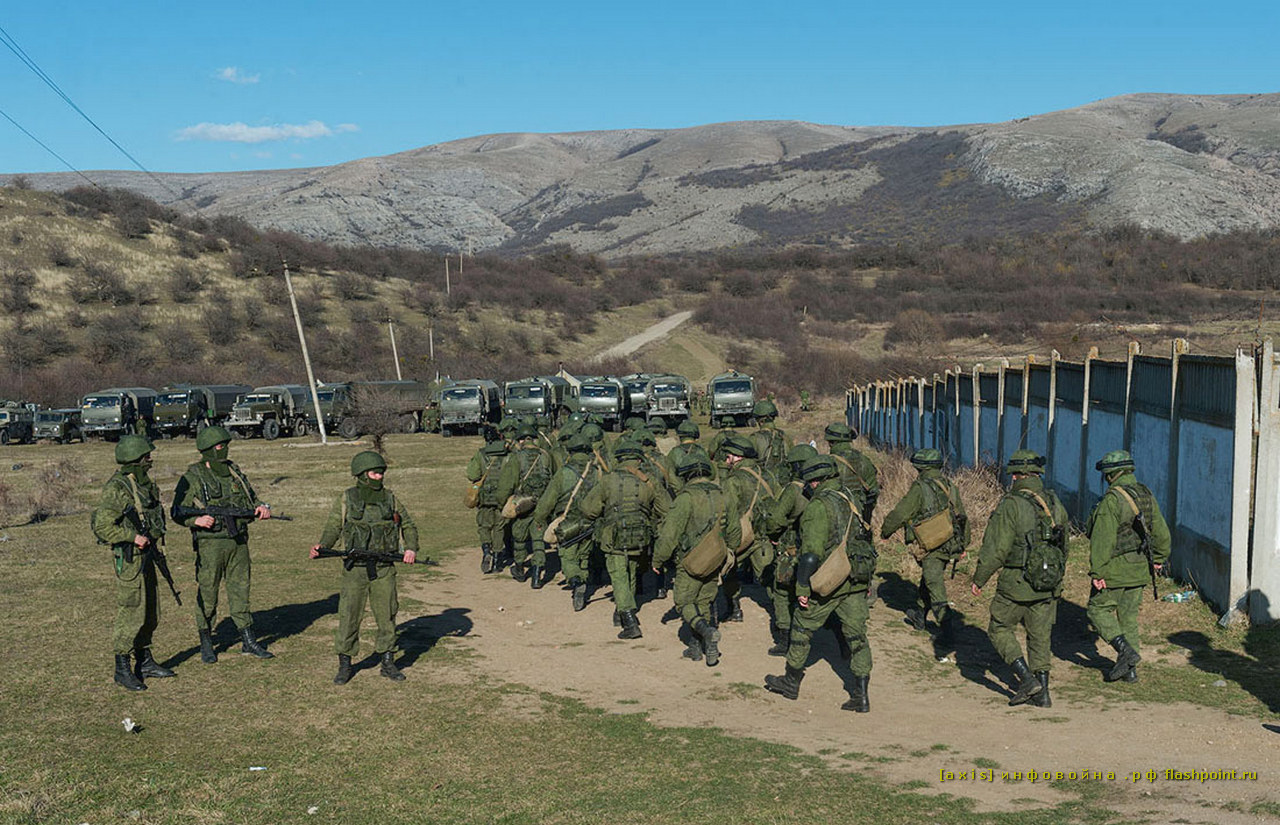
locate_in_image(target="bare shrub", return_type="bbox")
[47,239,75,268]
[1,266,38,314]
[85,312,146,367]
[884,309,946,350]
[27,458,89,523]
[168,264,208,303]
[203,289,242,344]
[68,261,135,305]
[334,272,374,301]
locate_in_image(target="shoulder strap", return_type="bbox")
[1111,485,1141,517]
[558,467,589,518]
[830,453,870,491]
[226,462,253,501]
[623,465,651,485]
[518,450,542,486]
[1019,489,1054,521]
[831,489,868,532]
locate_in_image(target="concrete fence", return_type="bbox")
[846,340,1279,624]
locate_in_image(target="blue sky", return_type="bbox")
[2,1,1276,174]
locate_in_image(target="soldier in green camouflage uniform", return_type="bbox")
[971,450,1069,706]
[824,422,879,520]
[761,443,819,656]
[422,401,442,434]
[664,420,713,494]
[719,434,780,623]
[93,435,176,691]
[509,425,554,585]
[465,432,519,574]
[749,399,792,474]
[765,455,876,712]
[651,455,742,666]
[311,451,421,684]
[1086,450,1171,683]
[172,426,275,663]
[533,434,604,610]
[880,448,970,646]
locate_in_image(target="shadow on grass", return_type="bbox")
[1168,617,1280,714]
[1052,597,1112,679]
[396,607,474,669]
[163,594,340,668]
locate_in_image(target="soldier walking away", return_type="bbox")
[508,425,554,585]
[748,399,792,474]
[172,426,275,663]
[651,455,742,666]
[880,448,969,648]
[1086,450,1171,683]
[533,434,604,607]
[719,434,780,624]
[823,422,879,521]
[92,435,176,691]
[970,450,1069,707]
[765,456,877,712]
[465,429,518,574]
[761,443,819,656]
[311,451,421,684]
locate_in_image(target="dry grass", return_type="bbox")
[0,457,90,527]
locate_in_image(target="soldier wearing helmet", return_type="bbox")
[92,435,173,691]
[760,443,820,656]
[533,433,606,607]
[823,422,880,520]
[465,432,519,575]
[719,434,779,624]
[508,425,554,586]
[1086,450,1170,684]
[749,399,791,474]
[172,425,275,663]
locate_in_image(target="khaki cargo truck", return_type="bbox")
[153,384,252,438]
[225,385,311,440]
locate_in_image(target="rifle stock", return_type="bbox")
[122,505,182,605]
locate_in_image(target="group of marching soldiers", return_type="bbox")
[466,403,1172,712]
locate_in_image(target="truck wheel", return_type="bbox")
[399,414,419,434]
[262,418,281,440]
[0,430,8,446]
[294,419,310,438]
[442,426,453,438]
[338,419,359,440]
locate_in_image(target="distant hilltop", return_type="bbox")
[9,93,1280,256]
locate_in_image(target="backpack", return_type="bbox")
[1016,489,1067,593]
[604,469,652,552]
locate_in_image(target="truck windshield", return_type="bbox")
[444,388,479,401]
[83,396,119,409]
[317,391,336,403]
[36,413,62,423]
[581,385,615,398]
[506,386,543,399]
[714,380,752,394]
[243,394,275,404]
[651,383,685,395]
[157,392,189,405]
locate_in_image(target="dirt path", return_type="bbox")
[594,310,693,361]
[408,552,1278,820]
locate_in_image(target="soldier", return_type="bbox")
[624,416,647,433]
[579,442,670,639]
[92,435,175,691]
[765,455,876,712]
[708,419,736,466]
[465,430,519,574]
[509,425,554,585]
[651,454,741,666]
[664,420,713,493]
[172,426,275,663]
[310,451,420,684]
[762,443,819,656]
[719,434,779,623]
[422,400,442,434]
[824,422,880,520]
[880,448,969,646]
[497,415,519,444]
[1086,450,1171,683]
[749,399,791,473]
[534,434,604,608]
[970,450,1069,706]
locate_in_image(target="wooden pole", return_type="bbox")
[283,262,328,444]
[388,319,402,380]
[445,258,451,296]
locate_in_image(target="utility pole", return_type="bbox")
[387,319,402,380]
[283,261,328,444]
[458,248,463,276]
[429,325,435,361]
[445,257,451,296]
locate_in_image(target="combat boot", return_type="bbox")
[1031,672,1051,707]
[198,629,217,664]
[571,578,588,612]
[767,626,789,657]
[724,596,744,623]
[841,675,871,713]
[1106,635,1142,682]
[613,608,622,627]
[510,560,529,582]
[692,617,721,667]
[1008,657,1043,706]
[934,609,956,649]
[379,651,405,681]
[114,654,146,691]
[529,565,545,589]
[240,627,274,659]
[134,648,175,679]
[618,610,643,640]
[1122,666,1138,683]
[480,543,495,574]
[682,631,704,661]
[334,654,353,685]
[904,608,928,631]
[764,665,805,700]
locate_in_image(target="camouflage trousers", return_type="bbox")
[335,562,398,656]
[672,565,718,625]
[786,587,872,677]
[917,552,954,623]
[605,551,641,613]
[510,516,543,566]
[1087,585,1145,652]
[113,549,159,655]
[475,507,507,551]
[988,592,1057,672]
[193,537,253,633]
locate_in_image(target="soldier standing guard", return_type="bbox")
[172,425,275,663]
[92,435,175,691]
[311,451,420,684]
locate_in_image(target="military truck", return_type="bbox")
[33,408,83,443]
[153,384,252,438]
[621,373,654,415]
[80,387,158,440]
[644,374,692,427]
[707,370,756,428]
[311,379,433,439]
[503,375,571,427]
[575,377,630,431]
[225,385,311,440]
[0,401,35,445]
[439,379,501,436]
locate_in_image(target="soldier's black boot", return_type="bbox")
[571,578,588,612]
[380,651,405,681]
[767,626,789,657]
[681,626,703,661]
[198,629,217,664]
[764,665,805,700]
[334,654,353,685]
[904,608,928,631]
[692,617,721,667]
[135,648,175,678]
[724,596,744,623]
[530,565,545,589]
[1122,665,1138,683]
[1106,635,1141,682]
[613,608,622,627]
[239,627,274,659]
[480,543,495,574]
[841,675,871,713]
[618,610,643,640]
[1031,672,1051,707]
[510,560,529,582]
[1008,657,1043,706]
[114,654,146,691]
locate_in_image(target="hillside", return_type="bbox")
[7,94,1280,256]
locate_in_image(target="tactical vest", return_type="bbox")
[1011,488,1067,592]
[817,487,869,550]
[478,453,508,508]
[917,475,965,555]
[516,447,552,496]
[602,469,652,551]
[751,428,786,470]
[185,461,254,539]
[1110,483,1157,558]
[110,472,166,543]
[341,488,401,554]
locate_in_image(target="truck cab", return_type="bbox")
[708,371,756,428]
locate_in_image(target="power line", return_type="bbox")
[0,105,100,189]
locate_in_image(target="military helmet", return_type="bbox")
[911,448,945,469]
[785,443,819,466]
[581,422,605,444]
[350,450,387,476]
[613,441,644,461]
[566,434,594,454]
[675,454,713,480]
[634,430,657,448]
[515,424,537,441]
[482,425,502,443]
[1006,449,1046,475]
[1095,450,1135,474]
[823,422,855,443]
[645,418,667,435]
[799,455,839,482]
[676,420,700,439]
[722,434,758,459]
[483,440,509,456]
[624,416,646,432]
[753,399,777,420]
[498,416,518,434]
[115,434,154,465]
[195,425,232,451]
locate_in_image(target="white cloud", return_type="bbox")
[175,120,360,143]
[216,67,260,85]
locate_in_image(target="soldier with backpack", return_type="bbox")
[1086,450,1171,683]
[880,448,970,647]
[762,443,820,656]
[749,399,791,475]
[464,429,519,574]
[533,434,605,608]
[719,434,780,623]
[970,450,1069,707]
[507,425,554,586]
[824,422,879,520]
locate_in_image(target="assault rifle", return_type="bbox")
[312,547,437,579]
[171,504,292,539]
[1131,510,1159,602]
[556,524,596,550]
[121,505,182,606]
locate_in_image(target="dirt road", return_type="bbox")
[594,310,693,361]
